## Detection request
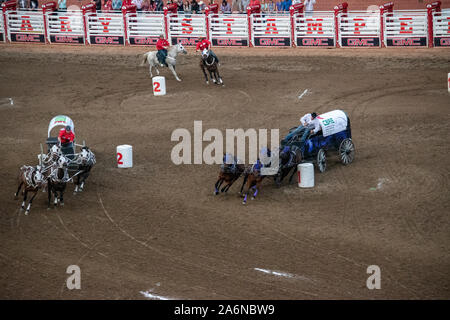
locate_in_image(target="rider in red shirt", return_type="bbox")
[156,35,170,67]
[58,126,75,145]
[196,36,220,64]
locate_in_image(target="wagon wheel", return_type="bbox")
[339,138,355,165]
[316,148,327,173]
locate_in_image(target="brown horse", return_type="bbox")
[214,155,245,195]
[200,49,223,85]
[241,163,267,205]
[15,165,46,215]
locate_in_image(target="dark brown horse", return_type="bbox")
[214,154,245,195]
[200,49,223,86]
[15,165,46,215]
[275,145,303,186]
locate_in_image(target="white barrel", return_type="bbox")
[152,76,166,96]
[117,145,133,168]
[298,163,314,188]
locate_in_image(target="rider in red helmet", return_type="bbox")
[196,36,220,65]
[58,125,75,146]
[156,34,170,67]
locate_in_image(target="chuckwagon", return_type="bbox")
[287,110,355,173]
[45,115,95,181]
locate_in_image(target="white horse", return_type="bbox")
[140,44,187,82]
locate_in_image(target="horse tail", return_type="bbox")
[140,52,149,66]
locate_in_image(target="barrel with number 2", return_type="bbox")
[117,145,133,168]
[152,76,166,96]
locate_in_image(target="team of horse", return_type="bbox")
[14,144,96,214]
[214,145,303,205]
[140,44,224,85]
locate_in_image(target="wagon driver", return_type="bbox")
[58,125,75,146]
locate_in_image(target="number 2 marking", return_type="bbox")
[117,152,123,165]
[153,82,160,92]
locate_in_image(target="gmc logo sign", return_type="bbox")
[171,37,200,46]
[130,37,158,45]
[212,38,247,46]
[433,37,450,47]
[386,37,426,47]
[10,33,45,43]
[50,35,84,44]
[254,37,290,47]
[342,37,379,47]
[90,36,124,45]
[297,37,334,47]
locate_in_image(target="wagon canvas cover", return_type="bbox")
[317,110,348,137]
[48,115,74,137]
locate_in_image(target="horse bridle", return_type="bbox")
[203,52,215,66]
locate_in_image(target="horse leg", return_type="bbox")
[209,70,216,84]
[223,179,235,193]
[239,174,248,195]
[169,65,181,82]
[26,190,38,215]
[60,185,66,206]
[21,189,28,210]
[278,168,290,186]
[288,166,297,184]
[47,183,52,209]
[214,178,223,195]
[53,190,58,207]
[15,181,23,199]
[221,180,229,193]
[74,175,80,194]
[242,177,253,205]
[201,64,209,84]
[251,180,261,200]
[149,64,153,78]
[215,71,221,85]
[216,69,224,85]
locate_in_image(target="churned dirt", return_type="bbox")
[0,44,449,299]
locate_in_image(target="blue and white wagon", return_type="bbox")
[290,110,355,172]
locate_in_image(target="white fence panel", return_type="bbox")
[46,11,84,44]
[126,13,165,45]
[6,10,45,43]
[433,9,450,47]
[294,11,335,47]
[209,14,248,47]
[86,12,125,45]
[0,13,5,42]
[168,14,206,46]
[338,11,380,47]
[384,10,428,47]
[251,14,291,47]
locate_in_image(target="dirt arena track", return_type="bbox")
[0,44,449,299]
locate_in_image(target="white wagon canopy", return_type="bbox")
[48,115,74,138]
[317,110,348,137]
